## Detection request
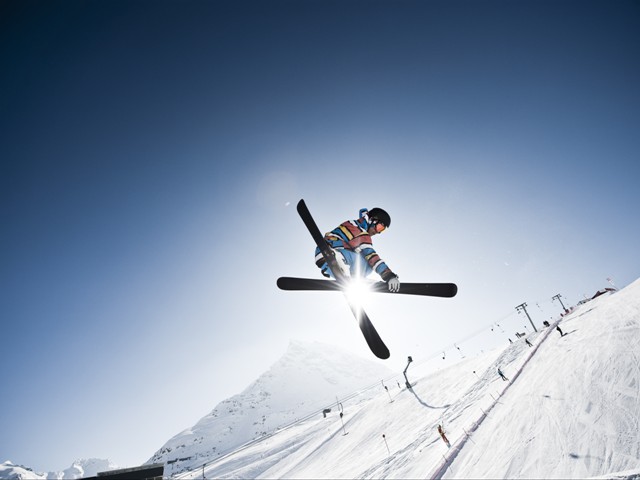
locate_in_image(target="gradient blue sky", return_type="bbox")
[1,0,639,471]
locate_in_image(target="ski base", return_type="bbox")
[277,277,458,298]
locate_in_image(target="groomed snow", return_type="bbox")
[172,278,640,479]
[8,279,637,479]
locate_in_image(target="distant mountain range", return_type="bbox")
[0,458,117,480]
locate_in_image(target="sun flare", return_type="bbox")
[344,278,372,305]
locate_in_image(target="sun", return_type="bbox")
[343,277,372,305]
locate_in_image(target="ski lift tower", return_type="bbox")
[552,294,568,314]
[516,302,538,332]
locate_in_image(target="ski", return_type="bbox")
[277,277,458,298]
[296,199,391,360]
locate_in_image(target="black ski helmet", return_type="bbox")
[368,207,391,228]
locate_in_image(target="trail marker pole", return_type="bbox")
[336,400,348,435]
[384,385,393,403]
[340,412,348,435]
[382,434,391,455]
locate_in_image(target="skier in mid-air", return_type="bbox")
[279,199,456,359]
[314,207,400,292]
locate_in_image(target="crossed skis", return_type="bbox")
[277,199,458,359]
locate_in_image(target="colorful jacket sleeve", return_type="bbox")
[317,217,397,282]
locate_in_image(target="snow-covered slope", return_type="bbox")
[170,278,640,479]
[148,340,394,474]
[0,459,117,480]
[445,279,640,479]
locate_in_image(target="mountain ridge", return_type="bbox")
[147,339,394,472]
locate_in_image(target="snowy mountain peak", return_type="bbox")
[0,461,42,480]
[0,459,118,480]
[58,459,118,479]
[148,340,393,473]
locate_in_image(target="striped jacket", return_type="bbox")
[315,208,397,282]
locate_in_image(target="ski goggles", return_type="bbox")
[373,221,387,233]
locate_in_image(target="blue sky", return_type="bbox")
[1,0,639,472]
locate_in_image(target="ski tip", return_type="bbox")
[376,349,391,360]
[451,283,458,297]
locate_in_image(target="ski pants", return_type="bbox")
[320,248,373,279]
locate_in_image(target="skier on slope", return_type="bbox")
[315,207,400,292]
[437,424,451,447]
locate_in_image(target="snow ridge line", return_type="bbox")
[174,377,399,478]
[428,321,559,479]
[173,408,332,478]
[174,352,480,478]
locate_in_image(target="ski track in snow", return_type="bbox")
[172,279,640,480]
